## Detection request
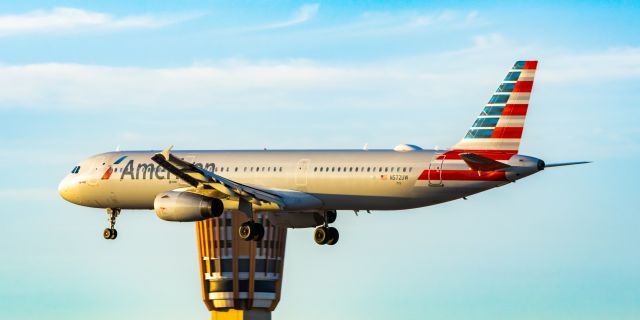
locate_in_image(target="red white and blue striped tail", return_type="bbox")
[452,60,537,154]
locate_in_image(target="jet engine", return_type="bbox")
[154,190,224,222]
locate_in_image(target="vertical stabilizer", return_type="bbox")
[452,60,537,153]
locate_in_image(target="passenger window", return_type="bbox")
[384,167,388,172]
[337,167,341,172]
[355,167,358,172]
[367,167,371,172]
[379,167,383,172]
[403,167,406,172]
[320,167,323,172]
[235,167,238,172]
[279,167,283,172]
[349,167,353,172]
[332,167,335,172]
[390,167,394,172]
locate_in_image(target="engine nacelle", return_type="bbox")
[154,191,224,222]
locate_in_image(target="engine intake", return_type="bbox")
[154,191,224,222]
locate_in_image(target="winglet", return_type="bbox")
[159,145,174,160]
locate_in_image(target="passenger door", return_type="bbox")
[428,153,445,187]
[295,159,310,186]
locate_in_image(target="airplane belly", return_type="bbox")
[104,179,173,209]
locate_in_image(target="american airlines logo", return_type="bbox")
[101,157,221,181]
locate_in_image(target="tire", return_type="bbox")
[110,229,118,240]
[314,227,329,245]
[327,227,339,245]
[103,228,113,240]
[239,222,254,241]
[325,210,337,224]
[252,223,265,242]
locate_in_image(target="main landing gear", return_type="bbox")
[239,220,265,241]
[103,208,120,240]
[314,210,339,245]
[238,199,265,242]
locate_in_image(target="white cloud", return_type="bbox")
[342,9,485,36]
[245,3,319,31]
[472,33,507,49]
[0,7,202,36]
[0,39,639,113]
[538,47,640,83]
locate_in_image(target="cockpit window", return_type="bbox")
[71,166,81,174]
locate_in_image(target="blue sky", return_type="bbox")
[1,1,639,319]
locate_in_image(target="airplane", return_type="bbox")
[58,60,589,245]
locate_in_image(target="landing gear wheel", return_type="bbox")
[314,226,339,245]
[103,228,113,240]
[103,228,118,240]
[325,210,337,224]
[327,227,339,245]
[104,208,120,240]
[252,222,265,241]
[239,221,264,241]
[314,226,330,245]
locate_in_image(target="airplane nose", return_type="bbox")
[58,176,79,204]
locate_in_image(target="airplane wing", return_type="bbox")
[151,146,286,208]
[459,152,511,171]
[151,146,324,211]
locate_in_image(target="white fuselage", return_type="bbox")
[58,149,534,212]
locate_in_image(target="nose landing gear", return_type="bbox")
[103,208,120,240]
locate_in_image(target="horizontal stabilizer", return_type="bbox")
[459,153,511,171]
[545,161,591,168]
